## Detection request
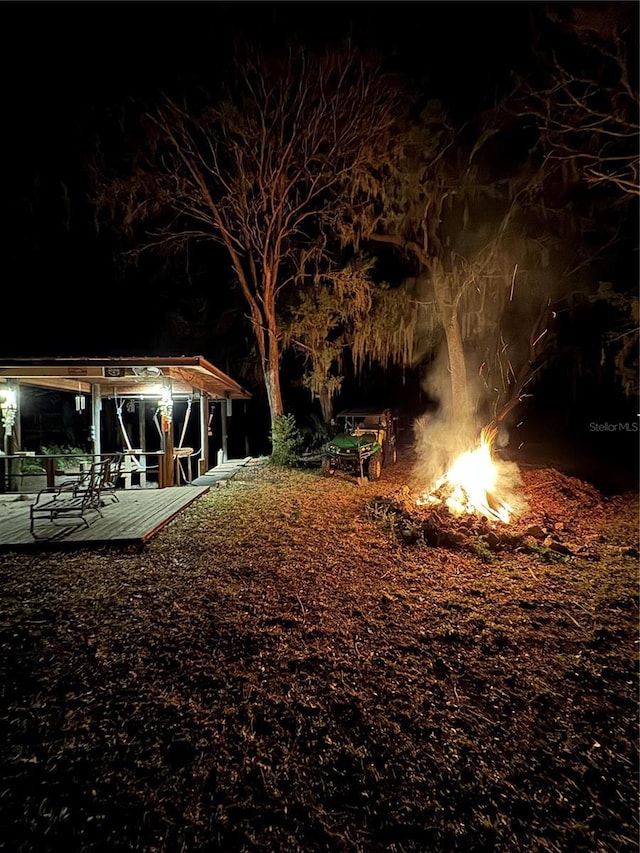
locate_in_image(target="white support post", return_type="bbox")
[198,393,208,475]
[91,385,102,458]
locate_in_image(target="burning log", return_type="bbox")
[486,490,505,517]
[416,426,515,524]
[368,492,526,552]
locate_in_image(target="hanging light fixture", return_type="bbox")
[158,384,173,432]
[0,388,17,435]
[75,383,86,413]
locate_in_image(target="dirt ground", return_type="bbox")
[0,440,638,852]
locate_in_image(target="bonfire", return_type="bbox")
[416,426,514,523]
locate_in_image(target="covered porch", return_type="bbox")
[0,356,251,492]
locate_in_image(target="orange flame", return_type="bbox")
[416,426,512,523]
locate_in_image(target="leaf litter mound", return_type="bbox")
[0,448,637,852]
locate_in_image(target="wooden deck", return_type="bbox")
[0,486,210,552]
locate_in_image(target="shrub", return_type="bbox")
[20,457,46,474]
[269,414,303,467]
[39,444,91,472]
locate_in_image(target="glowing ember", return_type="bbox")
[416,427,512,523]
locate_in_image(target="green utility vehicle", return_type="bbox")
[321,408,399,481]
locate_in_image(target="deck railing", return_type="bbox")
[0,451,167,494]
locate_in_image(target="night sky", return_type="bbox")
[4,0,538,356]
[2,1,639,475]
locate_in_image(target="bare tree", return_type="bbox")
[511,3,639,198]
[91,40,406,432]
[502,3,639,404]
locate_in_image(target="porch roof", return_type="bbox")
[0,356,251,400]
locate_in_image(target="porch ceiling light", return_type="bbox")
[132,366,163,378]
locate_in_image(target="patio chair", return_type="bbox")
[102,453,124,503]
[30,457,111,536]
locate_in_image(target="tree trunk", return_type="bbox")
[263,364,283,431]
[432,272,470,419]
[262,307,284,434]
[249,279,284,436]
[318,385,334,425]
[442,310,470,417]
